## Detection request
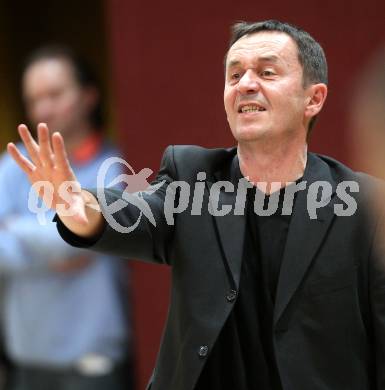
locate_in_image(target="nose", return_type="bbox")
[237,69,260,95]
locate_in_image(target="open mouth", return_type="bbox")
[238,104,266,113]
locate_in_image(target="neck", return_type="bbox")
[64,123,95,156]
[237,135,307,193]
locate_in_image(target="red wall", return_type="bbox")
[105,1,385,388]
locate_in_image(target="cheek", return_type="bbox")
[279,96,306,122]
[224,90,236,118]
[273,82,305,108]
[27,105,39,122]
[58,93,84,118]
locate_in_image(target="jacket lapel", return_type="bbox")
[273,153,338,326]
[206,153,246,289]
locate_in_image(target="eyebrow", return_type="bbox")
[259,55,280,64]
[227,55,280,69]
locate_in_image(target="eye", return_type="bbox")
[261,70,276,77]
[230,72,241,80]
[49,89,64,100]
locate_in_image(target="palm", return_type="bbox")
[7,123,87,223]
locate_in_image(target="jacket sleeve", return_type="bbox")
[56,145,177,265]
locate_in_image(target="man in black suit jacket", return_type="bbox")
[8,20,385,390]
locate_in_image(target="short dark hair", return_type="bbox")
[23,45,104,129]
[227,20,328,133]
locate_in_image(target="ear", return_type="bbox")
[304,83,328,120]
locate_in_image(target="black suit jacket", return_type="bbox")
[57,145,385,390]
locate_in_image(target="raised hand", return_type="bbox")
[7,123,103,234]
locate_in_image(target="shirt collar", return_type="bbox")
[71,132,103,165]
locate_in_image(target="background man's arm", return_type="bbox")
[0,216,93,274]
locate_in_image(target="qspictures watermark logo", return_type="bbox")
[27,156,360,231]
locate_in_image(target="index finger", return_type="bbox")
[7,142,36,175]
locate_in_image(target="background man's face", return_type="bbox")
[224,31,310,144]
[353,100,385,180]
[22,58,92,137]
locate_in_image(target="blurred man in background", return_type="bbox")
[0,287,12,389]
[351,47,385,198]
[0,46,133,390]
[351,47,385,266]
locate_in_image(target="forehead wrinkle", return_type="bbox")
[226,33,300,71]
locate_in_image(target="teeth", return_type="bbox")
[240,104,265,113]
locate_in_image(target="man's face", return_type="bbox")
[224,31,311,143]
[22,58,92,136]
